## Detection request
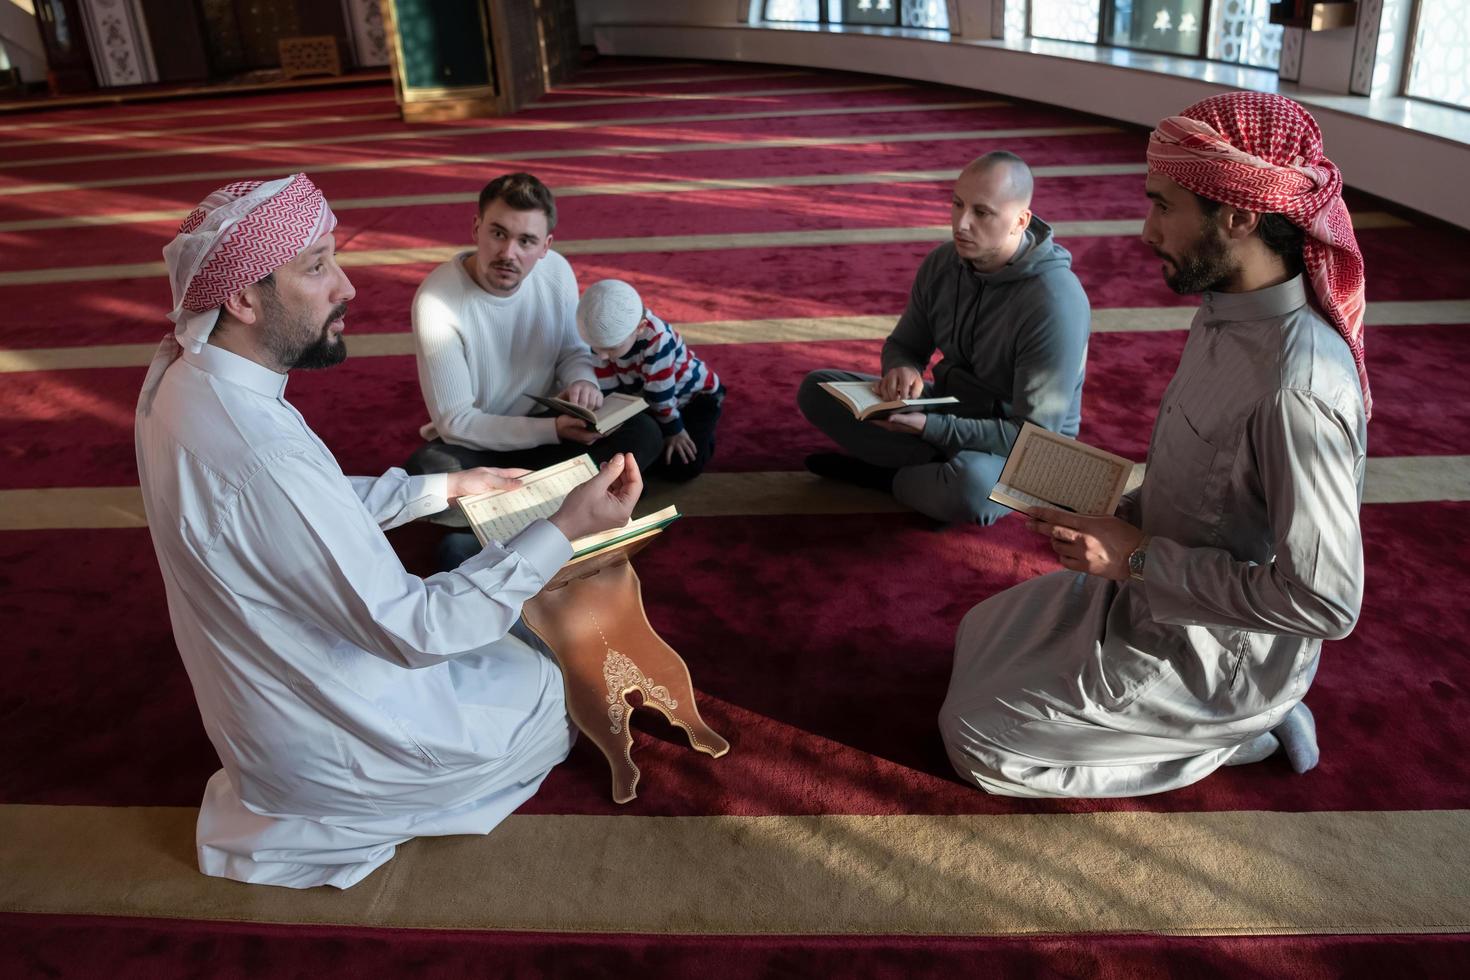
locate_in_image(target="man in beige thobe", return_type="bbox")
[940,93,1371,798]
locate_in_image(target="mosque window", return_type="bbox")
[1404,0,1470,109]
[1029,0,1282,68]
[762,0,951,30]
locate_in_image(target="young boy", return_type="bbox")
[576,279,725,481]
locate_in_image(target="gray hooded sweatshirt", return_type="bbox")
[881,216,1091,458]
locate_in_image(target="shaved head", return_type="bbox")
[961,151,1034,210]
[950,151,1035,272]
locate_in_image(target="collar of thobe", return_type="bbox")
[182,343,290,399]
[1200,275,1307,325]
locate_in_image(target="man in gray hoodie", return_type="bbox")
[797,152,1091,524]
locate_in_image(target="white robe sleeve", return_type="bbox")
[1143,388,1364,640]
[210,447,571,669]
[347,469,448,530]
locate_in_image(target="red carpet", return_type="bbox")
[3,56,1469,974]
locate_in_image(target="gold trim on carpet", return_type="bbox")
[0,93,392,133]
[0,214,1407,287]
[2,458,1465,531]
[4,100,1010,171]
[0,164,1145,233]
[1,83,907,154]
[555,69,811,89]
[0,126,1122,198]
[2,112,402,151]
[523,81,909,110]
[1,302,1463,373]
[1,805,1467,936]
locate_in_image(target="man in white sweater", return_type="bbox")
[406,173,662,481]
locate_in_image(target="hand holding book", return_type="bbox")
[547,453,643,543]
[456,454,679,565]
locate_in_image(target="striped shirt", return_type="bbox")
[593,311,721,435]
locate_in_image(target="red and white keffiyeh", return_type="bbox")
[1148,92,1370,417]
[162,173,337,354]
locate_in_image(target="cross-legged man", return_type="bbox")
[796,151,1091,524]
[405,171,662,479]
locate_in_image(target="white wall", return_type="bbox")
[575,0,741,45]
[0,0,46,84]
[575,1,1470,230]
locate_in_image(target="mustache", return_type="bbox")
[322,303,348,329]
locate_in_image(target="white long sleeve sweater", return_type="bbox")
[413,249,597,451]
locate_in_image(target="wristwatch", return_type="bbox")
[1127,536,1150,582]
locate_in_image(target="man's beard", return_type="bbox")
[1157,221,1235,295]
[289,306,348,370]
[262,295,349,370]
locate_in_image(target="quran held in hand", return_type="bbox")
[528,392,649,434]
[818,380,959,421]
[988,421,1134,517]
[456,455,678,564]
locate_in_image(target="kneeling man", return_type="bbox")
[797,151,1090,524]
[940,94,1370,797]
[137,175,641,887]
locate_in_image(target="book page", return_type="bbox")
[569,505,679,559]
[457,455,597,545]
[992,423,1132,516]
[821,381,886,416]
[592,393,649,433]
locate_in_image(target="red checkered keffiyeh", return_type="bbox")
[162,173,337,354]
[1147,93,1370,417]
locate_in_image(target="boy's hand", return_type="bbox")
[663,430,697,465]
[549,454,643,541]
[555,414,602,445]
[559,380,604,410]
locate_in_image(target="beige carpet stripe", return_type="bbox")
[555,69,810,89]
[0,212,1408,287]
[1,112,402,151]
[532,81,910,110]
[2,301,1464,373]
[0,93,392,134]
[0,164,1145,233]
[3,99,1008,170]
[1,84,904,154]
[2,457,1465,531]
[1,805,1467,935]
[0,125,1121,198]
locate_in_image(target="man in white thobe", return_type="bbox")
[135,174,642,887]
[940,94,1371,798]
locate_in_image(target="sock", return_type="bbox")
[1224,731,1280,766]
[1272,702,1320,774]
[804,453,897,493]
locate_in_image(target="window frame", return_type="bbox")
[1026,0,1290,68]
[1400,0,1470,111]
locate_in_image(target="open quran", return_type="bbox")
[988,422,1133,517]
[456,454,678,564]
[818,380,958,421]
[528,392,648,434]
